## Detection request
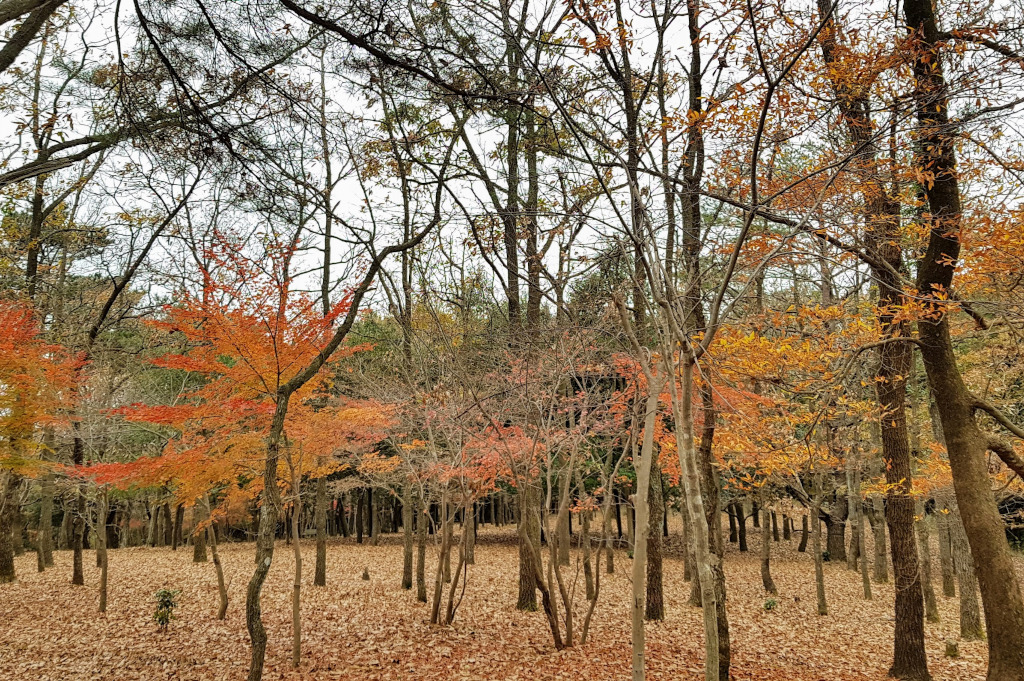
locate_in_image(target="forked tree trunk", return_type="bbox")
[672,360,721,681]
[629,372,663,681]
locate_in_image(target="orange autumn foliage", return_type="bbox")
[0,301,76,475]
[79,238,392,508]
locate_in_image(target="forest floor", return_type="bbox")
[2,524,1020,681]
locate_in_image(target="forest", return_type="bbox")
[1,0,1024,679]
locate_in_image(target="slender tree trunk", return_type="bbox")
[916,500,938,622]
[645,471,664,621]
[208,518,228,620]
[465,501,476,565]
[727,505,737,543]
[870,497,888,583]
[193,504,208,563]
[798,514,808,552]
[355,488,363,544]
[314,476,327,587]
[98,492,108,613]
[291,488,302,668]
[39,473,54,568]
[72,490,84,585]
[936,506,956,597]
[0,473,18,583]
[812,499,827,615]
[629,373,663,681]
[760,506,777,595]
[736,502,748,552]
[949,501,983,640]
[402,484,413,589]
[416,493,427,603]
[517,482,539,610]
[171,504,184,551]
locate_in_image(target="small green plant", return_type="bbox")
[821,550,831,562]
[153,588,181,631]
[763,597,778,612]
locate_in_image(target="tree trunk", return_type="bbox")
[98,492,108,613]
[314,476,327,587]
[466,501,476,566]
[0,473,18,583]
[736,502,748,552]
[290,488,302,668]
[936,506,956,597]
[39,473,54,568]
[208,518,228,620]
[402,484,413,589]
[416,493,427,603]
[369,487,378,546]
[355,488,363,544]
[798,515,808,552]
[246,409,284,681]
[557,470,570,567]
[645,471,664,621]
[727,504,737,543]
[870,497,888,583]
[517,482,540,611]
[171,504,184,551]
[760,506,777,594]
[812,501,827,615]
[903,0,1024,675]
[71,490,85,585]
[630,373,663,681]
[162,503,173,546]
[949,501,983,640]
[192,504,208,563]
[783,515,791,540]
[825,511,847,563]
[915,500,939,622]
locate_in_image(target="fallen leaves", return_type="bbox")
[0,525,1011,680]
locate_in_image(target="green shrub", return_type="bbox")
[154,588,181,631]
[763,597,778,612]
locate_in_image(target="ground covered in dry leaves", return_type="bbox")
[1,525,1018,680]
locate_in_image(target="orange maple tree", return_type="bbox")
[80,237,391,513]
